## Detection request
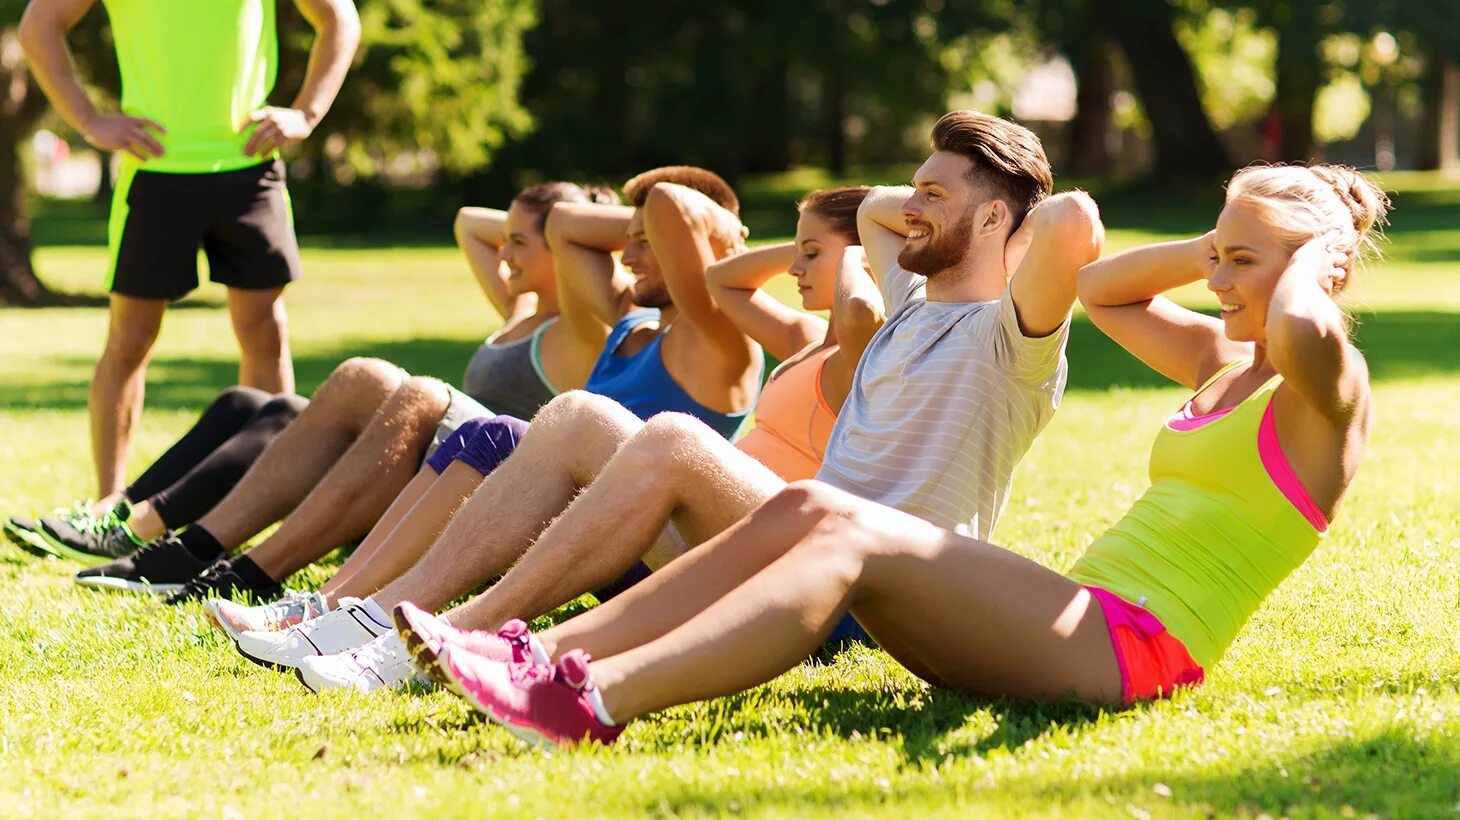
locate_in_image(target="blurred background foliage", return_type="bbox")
[3,0,1459,302]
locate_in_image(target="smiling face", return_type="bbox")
[897,151,988,278]
[621,209,671,309]
[500,202,556,297]
[788,211,851,311]
[1208,199,1301,343]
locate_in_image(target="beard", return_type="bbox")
[898,211,975,277]
[631,279,673,309]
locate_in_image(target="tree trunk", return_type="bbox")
[1067,40,1116,177]
[1427,58,1460,173]
[1093,0,1231,177]
[823,58,847,176]
[1272,0,1322,162]
[0,27,53,307]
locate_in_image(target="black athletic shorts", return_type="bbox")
[106,159,302,300]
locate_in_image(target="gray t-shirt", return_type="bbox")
[815,263,1070,539]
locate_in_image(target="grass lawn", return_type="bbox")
[1,174,1458,817]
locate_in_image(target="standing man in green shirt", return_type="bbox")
[18,0,360,507]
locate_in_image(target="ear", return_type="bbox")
[977,199,1010,239]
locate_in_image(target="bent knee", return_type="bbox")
[536,390,640,432]
[215,385,274,416]
[321,357,403,398]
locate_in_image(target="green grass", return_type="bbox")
[2,174,1459,817]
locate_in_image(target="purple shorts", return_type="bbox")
[424,414,530,476]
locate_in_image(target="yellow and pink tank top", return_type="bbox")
[1067,361,1327,668]
[735,346,840,482]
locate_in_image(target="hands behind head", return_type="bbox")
[841,244,873,278]
[652,183,748,256]
[1288,231,1349,295]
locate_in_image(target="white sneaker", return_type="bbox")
[205,590,330,642]
[235,597,391,670]
[296,632,429,693]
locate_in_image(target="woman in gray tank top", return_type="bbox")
[454,182,622,419]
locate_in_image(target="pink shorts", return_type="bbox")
[1086,586,1205,705]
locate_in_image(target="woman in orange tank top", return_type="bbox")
[708,187,886,481]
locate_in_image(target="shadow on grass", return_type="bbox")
[4,312,1457,413]
[607,725,1459,815]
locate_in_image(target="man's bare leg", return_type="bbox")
[322,461,488,602]
[442,412,785,632]
[90,294,167,499]
[227,286,293,394]
[188,357,403,548]
[237,377,450,580]
[370,391,650,613]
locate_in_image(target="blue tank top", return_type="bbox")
[586,310,755,439]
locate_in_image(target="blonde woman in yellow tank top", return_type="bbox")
[414,165,1390,744]
[707,187,886,481]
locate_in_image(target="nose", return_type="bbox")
[788,256,806,276]
[900,194,921,223]
[1206,264,1232,293]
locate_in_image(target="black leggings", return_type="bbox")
[124,386,309,529]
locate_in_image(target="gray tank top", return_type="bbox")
[461,317,560,419]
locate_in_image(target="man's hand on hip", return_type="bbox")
[83,114,166,161]
[243,107,315,157]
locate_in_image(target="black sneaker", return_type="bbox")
[165,557,283,606]
[41,517,149,565]
[5,516,59,559]
[74,535,216,596]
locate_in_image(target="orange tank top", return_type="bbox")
[735,345,840,481]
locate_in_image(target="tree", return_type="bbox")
[0,0,536,306]
[1092,0,1232,177]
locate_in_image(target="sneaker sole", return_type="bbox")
[41,538,119,567]
[232,638,298,673]
[73,574,184,595]
[393,608,469,698]
[4,522,61,560]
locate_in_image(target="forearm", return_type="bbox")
[862,186,914,237]
[291,0,360,125]
[17,10,99,134]
[706,242,795,293]
[1077,235,1207,307]
[1266,269,1349,381]
[453,209,516,319]
[546,204,632,252]
[831,249,884,362]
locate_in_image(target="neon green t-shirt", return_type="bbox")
[103,0,277,173]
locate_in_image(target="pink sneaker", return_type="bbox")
[439,647,623,748]
[391,602,533,693]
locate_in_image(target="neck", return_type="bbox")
[530,288,561,317]
[923,250,1008,302]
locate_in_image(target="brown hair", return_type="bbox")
[1226,163,1390,291]
[623,166,740,215]
[512,182,621,233]
[797,186,872,245]
[930,110,1052,229]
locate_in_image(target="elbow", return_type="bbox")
[16,8,49,54]
[542,202,570,247]
[835,295,884,341]
[1074,260,1106,308]
[1046,192,1105,264]
[322,0,362,45]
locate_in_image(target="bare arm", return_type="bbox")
[453,207,533,322]
[706,241,825,361]
[856,186,914,285]
[245,0,360,157]
[1077,232,1247,390]
[1266,238,1370,423]
[18,0,166,160]
[543,202,635,346]
[1007,192,1105,338]
[642,184,754,357]
[830,245,886,367]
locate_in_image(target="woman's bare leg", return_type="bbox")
[323,461,487,602]
[548,481,1123,721]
